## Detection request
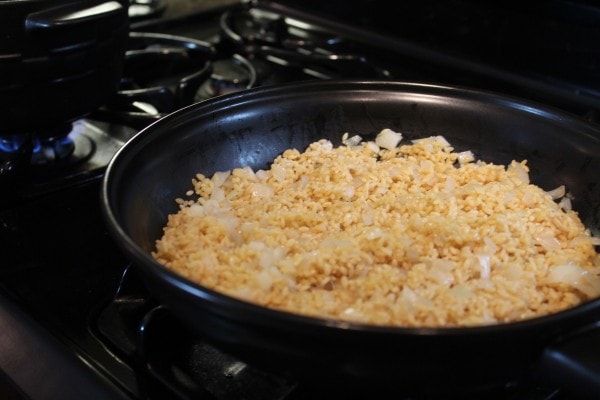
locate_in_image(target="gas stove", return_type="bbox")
[0,1,598,399]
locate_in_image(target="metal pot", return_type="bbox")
[0,0,129,134]
[101,80,600,398]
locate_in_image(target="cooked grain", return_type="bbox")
[153,132,600,327]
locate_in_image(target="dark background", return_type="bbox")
[273,0,600,93]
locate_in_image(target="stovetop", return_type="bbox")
[0,1,598,399]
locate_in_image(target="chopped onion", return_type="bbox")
[365,227,383,240]
[536,234,561,251]
[255,169,269,181]
[214,213,238,236]
[259,246,285,269]
[318,140,334,151]
[250,183,274,198]
[365,141,380,154]
[547,264,600,298]
[477,254,491,279]
[271,164,287,182]
[429,259,455,285]
[201,198,222,214]
[546,185,566,200]
[210,186,226,202]
[342,133,363,147]
[559,197,572,211]
[450,284,472,300]
[375,128,403,150]
[234,166,256,181]
[342,185,355,200]
[299,175,309,188]
[388,166,402,178]
[212,170,231,187]
[188,203,204,216]
[255,270,274,290]
[248,240,266,252]
[483,237,498,254]
[457,150,475,165]
[412,135,450,147]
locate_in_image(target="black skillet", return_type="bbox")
[101,80,600,397]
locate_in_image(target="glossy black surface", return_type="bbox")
[272,0,600,100]
[102,80,600,396]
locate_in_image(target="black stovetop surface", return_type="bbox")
[1,1,598,399]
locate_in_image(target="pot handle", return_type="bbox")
[25,1,125,30]
[24,1,127,48]
[533,322,600,399]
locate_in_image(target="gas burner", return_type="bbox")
[220,8,288,48]
[219,8,392,79]
[129,0,167,20]
[92,32,216,130]
[0,118,135,201]
[0,121,94,171]
[195,54,259,101]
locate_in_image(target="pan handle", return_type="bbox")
[533,322,600,399]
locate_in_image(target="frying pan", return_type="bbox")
[101,80,600,397]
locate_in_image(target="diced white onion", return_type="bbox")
[483,237,498,254]
[255,169,269,180]
[271,164,287,182]
[210,187,226,202]
[365,141,380,154]
[259,246,285,269]
[342,185,355,200]
[342,134,363,147]
[215,213,238,235]
[212,170,231,187]
[412,135,450,147]
[536,234,561,251]
[318,140,334,151]
[559,197,572,211]
[546,185,566,200]
[450,284,472,300]
[375,128,403,150]
[250,183,274,198]
[477,254,491,279]
[188,203,204,216]
[457,150,475,165]
[429,261,455,286]
[547,264,600,298]
[234,166,256,181]
[255,270,274,290]
[365,227,383,240]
